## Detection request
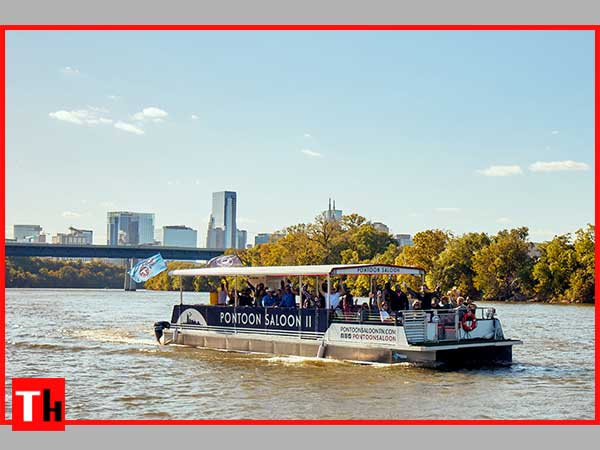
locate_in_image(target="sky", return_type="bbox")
[5,30,595,245]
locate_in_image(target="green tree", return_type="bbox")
[472,227,534,300]
[566,224,595,303]
[532,234,577,300]
[431,232,491,298]
[395,229,451,287]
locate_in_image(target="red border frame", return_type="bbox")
[0,24,598,427]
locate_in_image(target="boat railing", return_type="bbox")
[329,306,499,344]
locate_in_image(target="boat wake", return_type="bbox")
[67,328,157,347]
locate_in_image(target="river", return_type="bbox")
[4,289,595,420]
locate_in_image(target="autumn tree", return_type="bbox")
[394,229,451,287]
[472,227,534,300]
[532,234,577,300]
[431,232,491,298]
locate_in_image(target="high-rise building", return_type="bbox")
[107,212,155,245]
[394,233,414,248]
[254,233,271,246]
[254,232,283,246]
[53,227,93,245]
[236,229,247,249]
[322,198,343,222]
[206,191,246,249]
[14,225,43,243]
[372,222,390,234]
[163,225,198,248]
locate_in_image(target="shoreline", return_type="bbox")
[4,287,595,306]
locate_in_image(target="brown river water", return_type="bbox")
[4,289,595,420]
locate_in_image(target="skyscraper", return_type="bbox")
[205,191,247,249]
[236,229,247,249]
[107,212,155,245]
[322,198,343,222]
[206,191,237,248]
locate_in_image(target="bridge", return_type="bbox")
[5,243,225,291]
[5,242,224,260]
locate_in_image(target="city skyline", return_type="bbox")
[5,30,594,244]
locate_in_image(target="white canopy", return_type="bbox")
[169,264,425,278]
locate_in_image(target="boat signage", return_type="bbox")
[171,305,330,333]
[325,323,408,347]
[331,265,424,276]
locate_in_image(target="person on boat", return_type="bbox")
[341,293,353,314]
[300,284,314,308]
[358,302,370,322]
[383,282,398,310]
[279,285,297,308]
[439,296,452,310]
[341,284,354,306]
[455,296,468,320]
[320,282,341,309]
[247,280,263,306]
[405,282,440,310]
[262,288,279,307]
[238,288,253,307]
[393,284,410,312]
[379,302,396,324]
[217,281,229,306]
[227,289,237,306]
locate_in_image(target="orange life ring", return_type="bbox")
[461,311,477,332]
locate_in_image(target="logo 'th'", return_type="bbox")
[12,378,65,431]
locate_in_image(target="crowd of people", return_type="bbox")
[214,278,479,324]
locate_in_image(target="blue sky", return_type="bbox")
[5,30,595,245]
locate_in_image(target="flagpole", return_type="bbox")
[179,276,183,306]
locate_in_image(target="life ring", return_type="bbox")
[461,312,477,332]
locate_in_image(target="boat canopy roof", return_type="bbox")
[169,263,425,278]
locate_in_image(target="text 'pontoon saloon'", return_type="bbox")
[154,264,521,367]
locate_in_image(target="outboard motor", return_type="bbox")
[154,321,171,344]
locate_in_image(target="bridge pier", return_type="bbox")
[124,258,137,291]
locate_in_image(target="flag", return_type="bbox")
[129,253,168,283]
[206,254,243,268]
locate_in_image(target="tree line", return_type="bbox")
[5,257,125,289]
[5,214,594,303]
[229,214,594,304]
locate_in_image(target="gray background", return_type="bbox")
[1,0,597,447]
[0,0,599,24]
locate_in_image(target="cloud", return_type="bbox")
[408,212,419,217]
[108,95,119,100]
[304,133,312,138]
[132,107,168,121]
[114,121,144,135]
[476,165,523,177]
[61,66,80,75]
[529,160,589,172]
[49,108,112,126]
[100,201,115,208]
[551,130,559,135]
[301,149,322,157]
[62,211,81,218]
[435,207,461,213]
[191,114,199,120]
[496,217,512,223]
